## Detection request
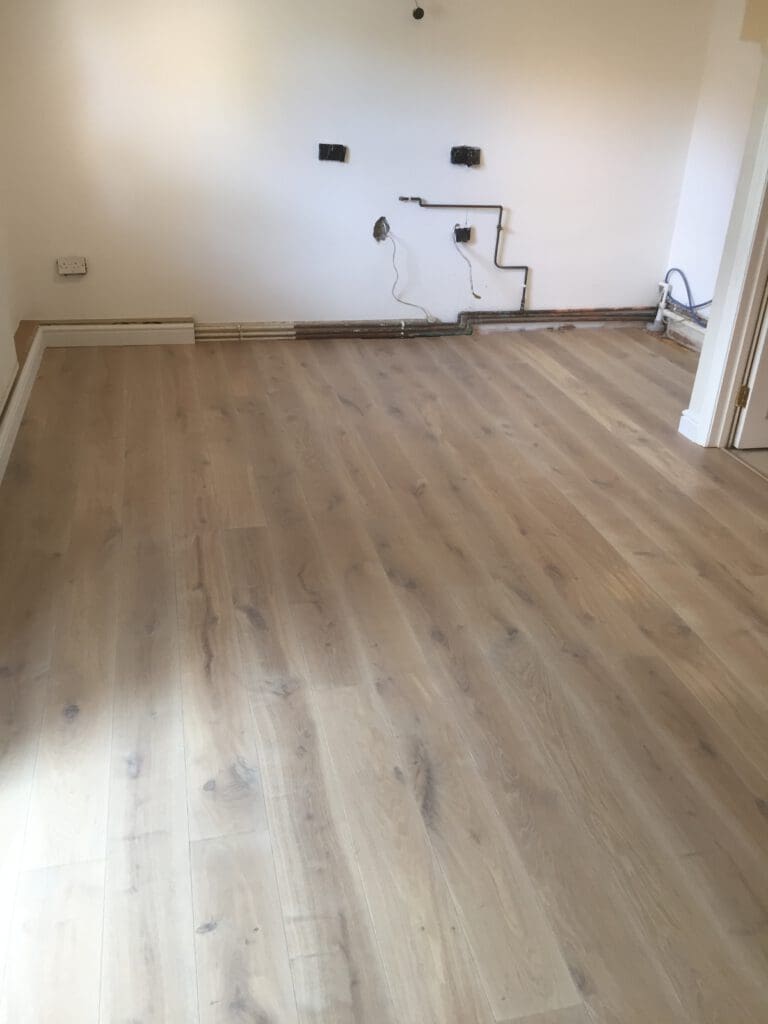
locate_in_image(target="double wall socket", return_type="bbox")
[57,256,88,276]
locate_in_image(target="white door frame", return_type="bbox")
[680,56,768,448]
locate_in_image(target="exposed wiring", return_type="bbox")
[664,267,712,327]
[453,225,481,300]
[389,235,435,321]
[399,196,529,311]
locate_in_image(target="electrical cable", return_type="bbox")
[389,235,435,321]
[453,225,481,300]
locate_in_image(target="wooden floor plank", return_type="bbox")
[191,831,297,1024]
[22,349,126,870]
[160,345,220,542]
[314,684,495,1024]
[160,348,267,843]
[254,678,397,1023]
[108,348,188,842]
[101,832,198,1023]
[0,860,104,1023]
[174,527,267,841]
[252,680,397,1024]
[192,343,266,531]
[100,350,199,1022]
[0,349,92,981]
[505,1008,593,1024]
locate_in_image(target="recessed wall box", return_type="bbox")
[451,146,481,167]
[319,144,348,162]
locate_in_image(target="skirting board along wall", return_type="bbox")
[678,408,707,445]
[0,326,46,485]
[0,321,194,487]
[661,311,707,352]
[43,321,195,348]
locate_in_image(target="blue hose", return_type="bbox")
[664,268,712,327]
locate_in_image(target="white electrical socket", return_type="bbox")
[57,256,88,276]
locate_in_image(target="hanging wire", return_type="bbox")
[453,224,481,300]
[389,235,435,321]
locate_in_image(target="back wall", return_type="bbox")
[1,0,712,323]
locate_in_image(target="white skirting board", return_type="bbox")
[662,311,706,352]
[0,321,194,488]
[678,408,709,446]
[43,321,195,347]
[0,326,46,485]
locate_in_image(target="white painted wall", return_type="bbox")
[1,0,711,324]
[667,0,762,309]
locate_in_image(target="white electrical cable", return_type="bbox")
[452,224,481,300]
[389,235,436,321]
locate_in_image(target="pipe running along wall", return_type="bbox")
[195,306,656,344]
[399,196,530,310]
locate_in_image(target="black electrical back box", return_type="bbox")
[319,143,348,163]
[451,146,481,167]
[454,226,472,243]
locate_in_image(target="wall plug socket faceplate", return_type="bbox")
[57,256,88,276]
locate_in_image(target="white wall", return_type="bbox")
[667,0,762,309]
[2,0,711,324]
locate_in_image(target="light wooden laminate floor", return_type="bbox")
[0,327,767,1023]
[736,447,768,480]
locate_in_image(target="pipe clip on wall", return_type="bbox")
[399,196,530,311]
